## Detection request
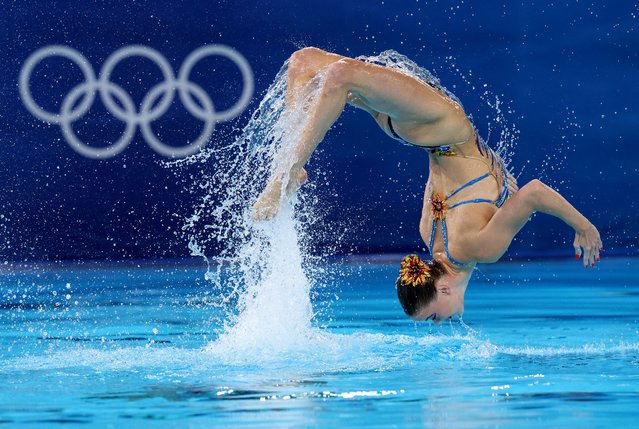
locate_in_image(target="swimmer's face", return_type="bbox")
[412,282,463,325]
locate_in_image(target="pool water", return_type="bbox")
[0,256,637,428]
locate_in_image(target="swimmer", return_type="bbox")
[252,47,603,324]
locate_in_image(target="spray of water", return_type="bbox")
[162,55,323,356]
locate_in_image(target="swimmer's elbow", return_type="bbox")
[522,179,547,208]
[471,181,548,263]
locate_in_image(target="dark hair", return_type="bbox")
[396,258,448,317]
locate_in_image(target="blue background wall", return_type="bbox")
[0,0,637,261]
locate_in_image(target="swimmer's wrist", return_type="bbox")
[572,215,591,233]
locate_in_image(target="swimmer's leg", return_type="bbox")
[253,49,358,219]
[281,48,346,193]
[251,48,345,208]
[254,49,458,220]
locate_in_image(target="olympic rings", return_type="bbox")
[19,44,254,159]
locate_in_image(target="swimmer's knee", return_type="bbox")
[293,46,327,58]
[288,47,327,75]
[321,59,357,93]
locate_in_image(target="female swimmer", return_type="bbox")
[252,47,603,324]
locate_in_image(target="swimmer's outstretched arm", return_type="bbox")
[467,179,603,268]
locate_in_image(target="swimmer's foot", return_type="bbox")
[252,178,283,221]
[289,167,308,193]
[252,168,307,221]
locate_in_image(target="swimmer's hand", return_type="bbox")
[252,168,308,221]
[574,220,603,268]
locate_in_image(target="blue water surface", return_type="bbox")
[0,257,637,428]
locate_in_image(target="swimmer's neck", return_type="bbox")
[446,267,472,295]
[436,253,474,311]
[436,251,476,278]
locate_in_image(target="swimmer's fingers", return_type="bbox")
[595,230,604,264]
[573,243,582,261]
[573,237,591,268]
[593,236,603,265]
[573,234,583,262]
[577,241,591,268]
[586,245,595,268]
[573,222,602,269]
[588,224,603,267]
[579,240,595,268]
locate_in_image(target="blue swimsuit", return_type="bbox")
[388,116,511,266]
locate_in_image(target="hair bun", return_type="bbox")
[398,254,431,286]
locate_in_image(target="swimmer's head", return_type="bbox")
[395,254,463,324]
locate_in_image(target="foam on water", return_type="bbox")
[6,332,479,372]
[500,342,639,357]
[9,334,639,374]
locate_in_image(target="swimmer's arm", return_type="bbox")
[469,179,602,267]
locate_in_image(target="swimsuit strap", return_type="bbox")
[387,115,403,140]
[428,217,471,267]
[445,173,491,200]
[441,219,467,266]
[428,219,437,255]
[495,166,510,207]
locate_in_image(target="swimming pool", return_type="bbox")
[1,256,637,428]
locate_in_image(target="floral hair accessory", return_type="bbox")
[398,254,431,287]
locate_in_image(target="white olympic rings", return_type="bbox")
[19,44,254,159]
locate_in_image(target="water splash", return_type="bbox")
[162,53,330,356]
[208,203,315,354]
